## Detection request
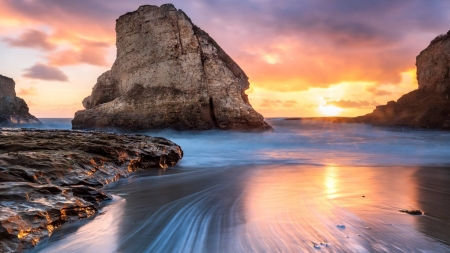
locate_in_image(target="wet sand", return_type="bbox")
[29,165,450,252]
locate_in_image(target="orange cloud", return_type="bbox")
[366,86,392,96]
[260,99,300,109]
[0,1,115,69]
[236,37,412,92]
[18,87,38,96]
[48,40,110,67]
[326,100,377,109]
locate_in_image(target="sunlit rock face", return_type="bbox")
[0,129,183,252]
[357,30,450,129]
[0,75,41,126]
[73,4,271,131]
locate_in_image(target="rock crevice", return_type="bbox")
[73,4,271,131]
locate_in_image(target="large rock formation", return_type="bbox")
[355,30,450,129]
[0,75,41,126]
[72,4,271,131]
[72,4,271,130]
[0,129,183,252]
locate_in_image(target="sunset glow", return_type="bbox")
[318,105,343,116]
[0,1,448,118]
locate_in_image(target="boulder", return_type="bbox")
[0,75,41,126]
[72,4,271,131]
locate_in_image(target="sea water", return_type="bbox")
[28,119,450,252]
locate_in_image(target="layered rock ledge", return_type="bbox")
[0,129,182,252]
[72,4,271,131]
[0,75,41,127]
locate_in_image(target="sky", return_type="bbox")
[1,0,449,118]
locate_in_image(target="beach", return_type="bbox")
[26,119,450,252]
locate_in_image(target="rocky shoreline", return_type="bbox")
[0,129,183,252]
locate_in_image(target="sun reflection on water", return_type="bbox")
[325,166,338,199]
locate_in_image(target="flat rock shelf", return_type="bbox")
[0,129,183,252]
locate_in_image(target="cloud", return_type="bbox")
[366,86,392,96]
[48,39,110,66]
[0,1,116,67]
[282,100,298,108]
[1,0,450,93]
[260,99,299,108]
[23,63,68,81]
[260,99,282,108]
[326,100,376,109]
[18,87,38,96]
[3,29,56,50]
[188,0,450,91]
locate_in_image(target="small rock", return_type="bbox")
[336,224,346,229]
[399,209,423,215]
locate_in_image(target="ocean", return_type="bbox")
[27,118,450,252]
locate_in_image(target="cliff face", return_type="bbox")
[357,30,450,129]
[0,75,16,98]
[0,75,41,126]
[73,4,271,131]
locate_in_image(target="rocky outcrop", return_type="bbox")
[72,4,271,131]
[355,30,450,129]
[0,129,182,252]
[0,75,41,126]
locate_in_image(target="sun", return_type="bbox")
[318,105,343,116]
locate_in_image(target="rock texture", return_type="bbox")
[352,30,450,129]
[0,75,41,126]
[0,129,182,252]
[72,4,271,131]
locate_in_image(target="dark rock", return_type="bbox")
[72,4,271,131]
[0,75,41,126]
[399,209,423,215]
[0,129,183,252]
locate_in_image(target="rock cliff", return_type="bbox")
[356,30,450,129]
[0,129,182,252]
[0,75,41,126]
[73,4,271,131]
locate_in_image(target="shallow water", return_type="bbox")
[28,119,450,252]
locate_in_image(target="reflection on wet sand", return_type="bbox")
[29,165,450,253]
[414,167,450,245]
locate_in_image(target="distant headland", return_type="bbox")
[0,75,41,126]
